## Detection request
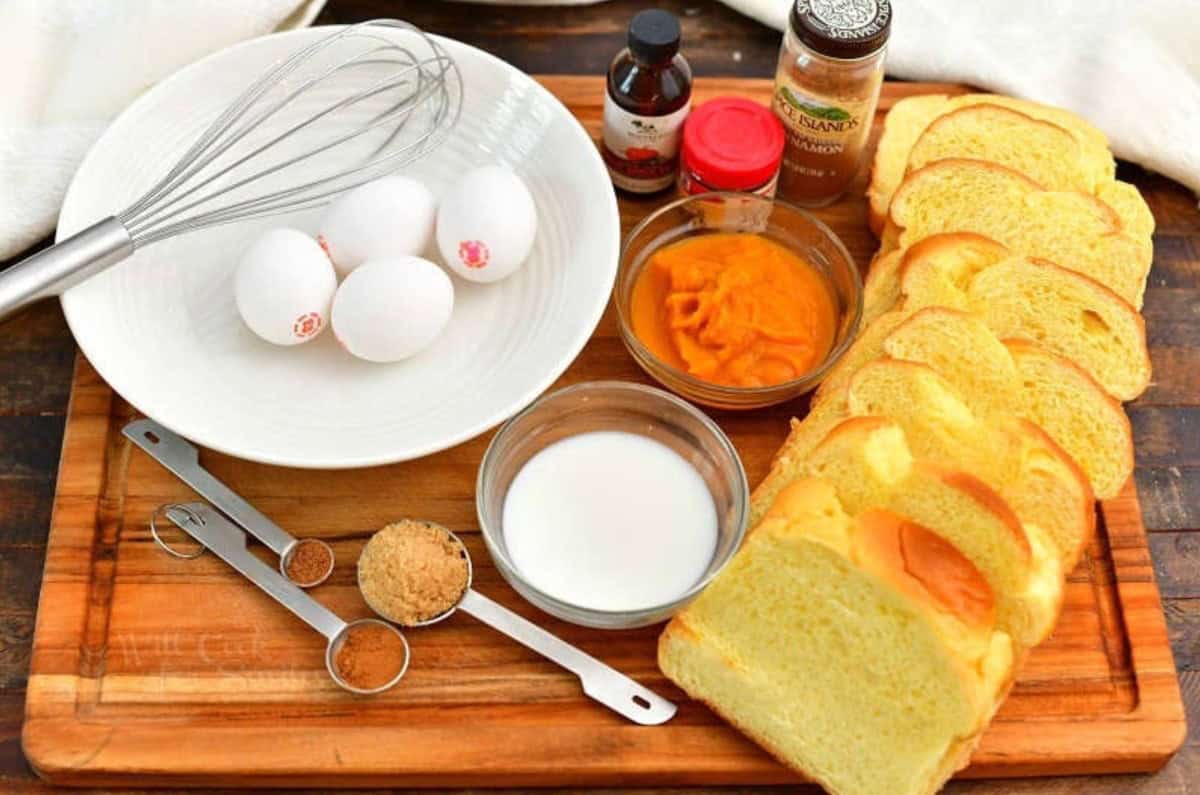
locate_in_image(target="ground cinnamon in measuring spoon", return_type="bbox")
[284,539,333,586]
[333,622,408,691]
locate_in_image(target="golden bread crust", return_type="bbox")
[866,93,956,236]
[886,159,1149,307]
[891,239,1151,400]
[889,157,1047,232]
[856,509,997,630]
[868,93,1124,242]
[1007,416,1096,565]
[897,232,1012,284]
[922,464,1031,558]
[1003,337,1135,497]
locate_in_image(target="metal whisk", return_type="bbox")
[0,19,462,322]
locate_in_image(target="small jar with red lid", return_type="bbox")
[678,97,786,198]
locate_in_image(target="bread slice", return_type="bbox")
[812,309,910,407]
[1097,180,1156,240]
[806,303,1133,499]
[902,107,1153,241]
[883,159,1151,308]
[901,244,1150,401]
[909,104,1106,193]
[883,309,1134,498]
[660,476,1014,795]
[861,249,906,326]
[968,259,1149,400]
[866,94,1135,235]
[752,359,1095,570]
[1005,338,1134,498]
[861,232,1009,326]
[846,360,1095,569]
[801,416,1063,648]
[750,395,851,529]
[888,233,1009,313]
[872,233,1151,401]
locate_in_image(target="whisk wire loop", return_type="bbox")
[116,19,462,247]
[124,55,451,239]
[0,19,460,323]
[124,42,430,230]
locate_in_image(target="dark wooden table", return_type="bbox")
[1,0,1196,792]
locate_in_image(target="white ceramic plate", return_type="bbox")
[57,27,618,468]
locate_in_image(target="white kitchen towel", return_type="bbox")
[719,0,1200,196]
[0,0,326,260]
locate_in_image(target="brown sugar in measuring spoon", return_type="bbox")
[356,519,677,725]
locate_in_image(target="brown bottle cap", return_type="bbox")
[790,0,892,60]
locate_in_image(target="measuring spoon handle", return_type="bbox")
[457,589,676,725]
[166,503,346,641]
[125,419,296,556]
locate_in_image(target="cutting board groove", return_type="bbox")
[22,77,1185,788]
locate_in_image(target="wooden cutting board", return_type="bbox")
[22,77,1186,788]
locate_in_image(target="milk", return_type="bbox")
[502,430,719,612]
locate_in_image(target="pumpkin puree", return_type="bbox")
[630,232,837,388]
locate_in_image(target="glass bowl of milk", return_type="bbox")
[476,380,748,629]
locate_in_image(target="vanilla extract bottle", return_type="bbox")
[602,10,693,194]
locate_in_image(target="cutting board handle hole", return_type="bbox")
[144,431,160,444]
[632,695,651,710]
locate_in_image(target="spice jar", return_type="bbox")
[772,0,891,206]
[679,98,785,198]
[602,10,693,194]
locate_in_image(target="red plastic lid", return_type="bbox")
[681,98,785,191]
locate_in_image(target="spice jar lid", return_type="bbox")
[628,9,682,63]
[789,0,892,60]
[681,98,785,191]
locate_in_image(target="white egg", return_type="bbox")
[331,257,454,363]
[436,165,537,283]
[317,176,437,279]
[235,228,336,346]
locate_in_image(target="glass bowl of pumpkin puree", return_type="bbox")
[616,192,862,410]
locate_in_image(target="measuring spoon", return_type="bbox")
[359,521,677,726]
[156,501,408,695]
[125,418,334,588]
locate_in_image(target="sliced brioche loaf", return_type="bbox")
[800,416,1063,647]
[883,159,1151,308]
[846,360,1095,569]
[660,476,1014,795]
[1005,338,1133,498]
[752,359,1095,570]
[805,303,1133,499]
[894,234,1150,401]
[908,104,1106,194]
[883,309,1134,498]
[861,249,906,326]
[965,258,1150,400]
[861,234,1008,325]
[1097,180,1156,240]
[867,94,1122,235]
[750,394,850,528]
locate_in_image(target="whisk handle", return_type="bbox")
[0,217,133,323]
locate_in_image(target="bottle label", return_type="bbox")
[772,82,869,157]
[602,94,690,193]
